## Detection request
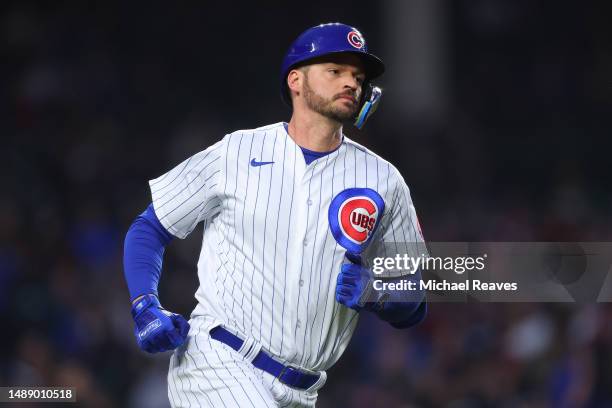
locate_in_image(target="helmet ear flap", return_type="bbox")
[354,83,382,129]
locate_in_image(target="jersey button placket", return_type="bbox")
[287,166,310,360]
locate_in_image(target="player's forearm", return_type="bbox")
[123,204,174,302]
[388,300,427,328]
[372,271,427,327]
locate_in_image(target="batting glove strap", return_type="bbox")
[357,279,388,313]
[131,294,160,319]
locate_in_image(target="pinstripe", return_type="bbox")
[215,134,244,328]
[159,170,219,221]
[220,133,244,330]
[181,352,196,408]
[389,187,403,257]
[173,353,187,408]
[155,143,221,199]
[353,144,357,185]
[219,134,232,244]
[167,200,219,231]
[268,133,287,347]
[249,132,266,337]
[221,133,233,235]
[215,259,239,329]
[157,153,221,208]
[195,326,238,407]
[151,138,221,193]
[395,189,411,251]
[275,382,291,408]
[149,161,173,187]
[206,335,258,408]
[151,156,194,192]
[401,184,419,244]
[397,184,420,266]
[176,353,194,408]
[373,152,379,188]
[316,146,342,355]
[220,342,274,407]
[190,327,229,408]
[237,134,255,330]
[334,311,359,353]
[343,141,347,186]
[279,142,297,356]
[183,350,214,407]
[167,367,177,407]
[168,354,182,408]
[259,130,278,341]
[377,160,393,260]
[171,353,188,408]
[375,155,388,259]
[386,163,401,255]
[364,148,368,186]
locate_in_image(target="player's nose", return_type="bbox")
[342,75,360,91]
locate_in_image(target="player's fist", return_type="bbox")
[131,294,190,353]
[335,253,378,312]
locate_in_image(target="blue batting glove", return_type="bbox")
[335,253,385,313]
[131,294,190,353]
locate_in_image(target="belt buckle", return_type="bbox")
[277,364,298,383]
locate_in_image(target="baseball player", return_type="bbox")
[123,23,427,407]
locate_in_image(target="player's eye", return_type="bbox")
[356,76,365,85]
[328,68,339,75]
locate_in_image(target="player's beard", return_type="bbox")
[302,76,358,123]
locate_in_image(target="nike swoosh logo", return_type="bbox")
[250,158,274,167]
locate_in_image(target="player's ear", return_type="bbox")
[287,69,303,98]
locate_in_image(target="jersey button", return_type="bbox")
[303,239,308,246]
[296,319,301,328]
[307,199,313,206]
[299,279,304,287]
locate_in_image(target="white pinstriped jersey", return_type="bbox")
[150,122,424,371]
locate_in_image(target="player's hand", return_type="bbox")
[335,253,383,313]
[131,294,190,353]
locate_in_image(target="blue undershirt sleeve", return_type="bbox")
[123,204,174,301]
[389,300,427,329]
[374,271,427,329]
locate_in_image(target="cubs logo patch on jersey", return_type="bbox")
[328,188,385,254]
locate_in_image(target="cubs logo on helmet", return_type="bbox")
[328,188,385,254]
[347,31,365,49]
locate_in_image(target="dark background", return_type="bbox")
[2,1,612,406]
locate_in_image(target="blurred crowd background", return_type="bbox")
[2,1,611,407]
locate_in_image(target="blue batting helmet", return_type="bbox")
[280,23,385,106]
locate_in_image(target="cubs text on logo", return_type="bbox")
[347,31,365,49]
[328,188,385,254]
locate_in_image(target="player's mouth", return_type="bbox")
[335,94,357,104]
